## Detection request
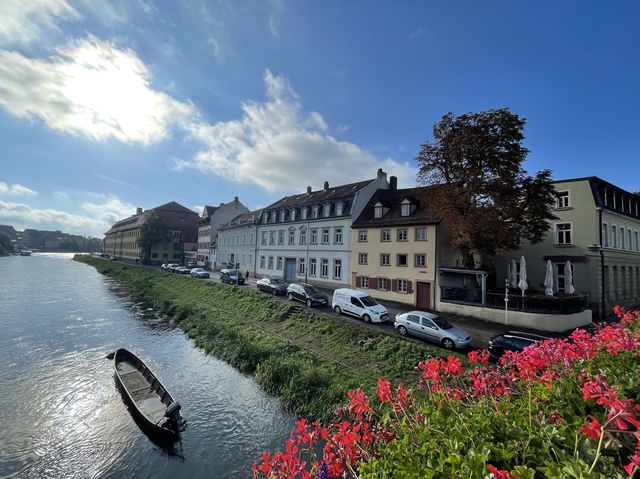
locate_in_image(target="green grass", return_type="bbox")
[75,255,461,420]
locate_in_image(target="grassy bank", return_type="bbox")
[75,255,459,420]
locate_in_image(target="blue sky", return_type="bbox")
[0,0,638,236]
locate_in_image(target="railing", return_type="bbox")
[440,286,589,315]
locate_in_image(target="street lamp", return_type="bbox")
[504,278,509,325]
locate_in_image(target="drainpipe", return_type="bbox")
[304,220,310,283]
[434,223,439,310]
[598,208,606,319]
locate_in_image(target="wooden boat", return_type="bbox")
[113,348,186,438]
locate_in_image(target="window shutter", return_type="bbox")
[391,279,397,292]
[407,280,413,294]
[370,277,378,290]
[356,276,361,288]
[386,278,392,291]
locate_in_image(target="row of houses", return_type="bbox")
[103,171,640,326]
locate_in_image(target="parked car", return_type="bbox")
[160,263,168,271]
[220,269,245,285]
[166,263,180,272]
[332,288,389,323]
[175,266,190,274]
[394,311,471,350]
[287,283,328,307]
[256,278,288,295]
[487,331,550,359]
[190,268,210,278]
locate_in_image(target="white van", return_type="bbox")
[332,288,389,323]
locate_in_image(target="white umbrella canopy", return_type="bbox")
[544,260,554,296]
[565,260,575,294]
[509,259,518,289]
[518,256,528,294]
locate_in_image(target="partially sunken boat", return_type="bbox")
[113,348,186,438]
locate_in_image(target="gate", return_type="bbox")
[416,282,431,309]
[284,258,297,282]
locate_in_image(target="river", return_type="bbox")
[0,254,294,478]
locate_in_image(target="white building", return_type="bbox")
[197,197,249,269]
[217,210,261,276]
[256,169,390,287]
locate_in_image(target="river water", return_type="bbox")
[0,254,293,478]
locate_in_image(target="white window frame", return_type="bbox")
[555,223,572,245]
[602,222,609,247]
[300,228,307,245]
[268,256,274,269]
[556,191,570,209]
[333,259,342,279]
[321,228,330,244]
[310,229,318,245]
[628,229,633,251]
[415,254,426,267]
[397,228,408,242]
[358,230,368,242]
[380,253,390,266]
[309,258,317,276]
[361,276,369,288]
[336,202,343,216]
[612,225,617,248]
[288,230,295,245]
[278,230,284,245]
[378,278,387,290]
[320,258,329,278]
[277,256,283,270]
[415,227,427,241]
[358,253,368,265]
[374,206,383,219]
[635,230,639,252]
[298,258,306,275]
[400,201,411,217]
[397,279,407,293]
[334,228,343,244]
[381,230,391,242]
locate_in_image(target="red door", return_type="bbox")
[416,282,431,309]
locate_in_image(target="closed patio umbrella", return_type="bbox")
[510,259,518,289]
[565,260,575,294]
[544,260,554,296]
[518,256,528,298]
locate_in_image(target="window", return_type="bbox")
[334,228,343,244]
[556,191,570,208]
[336,202,343,216]
[358,253,368,265]
[298,258,306,275]
[290,209,296,221]
[415,254,426,267]
[628,229,633,250]
[556,223,572,245]
[361,276,369,288]
[268,256,274,269]
[278,230,284,245]
[380,253,390,266]
[323,204,331,217]
[260,256,265,268]
[398,279,407,293]
[415,227,427,241]
[311,229,318,244]
[620,228,625,249]
[556,263,574,293]
[309,258,317,276]
[302,207,308,220]
[374,206,383,218]
[312,206,319,219]
[269,231,275,245]
[333,259,342,279]
[381,230,391,242]
[397,254,408,266]
[635,231,639,251]
[359,230,368,242]
[612,226,617,248]
[378,278,388,290]
[280,210,285,222]
[300,229,307,245]
[602,223,609,247]
[321,228,330,244]
[289,230,295,245]
[400,202,411,216]
[320,259,329,277]
[397,228,408,241]
[277,257,283,270]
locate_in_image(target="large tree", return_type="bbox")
[417,108,557,268]
[137,213,172,263]
[0,231,11,255]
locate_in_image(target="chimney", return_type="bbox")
[220,202,224,206]
[136,207,143,215]
[377,168,387,180]
[306,186,312,194]
[324,181,329,190]
[234,196,239,204]
[389,176,398,190]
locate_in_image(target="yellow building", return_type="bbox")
[350,186,441,309]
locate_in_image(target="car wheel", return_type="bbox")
[362,314,371,323]
[398,325,408,336]
[288,293,294,301]
[306,299,312,307]
[442,338,455,350]
[272,289,277,296]
[334,306,342,315]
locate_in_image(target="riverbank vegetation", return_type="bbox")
[254,307,640,478]
[74,255,457,420]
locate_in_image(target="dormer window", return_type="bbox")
[302,207,308,220]
[323,203,331,217]
[280,210,286,222]
[400,199,412,217]
[290,209,297,221]
[374,206,383,219]
[312,206,319,219]
[336,202,343,216]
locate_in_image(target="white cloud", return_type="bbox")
[0,37,196,144]
[182,69,416,193]
[81,194,137,225]
[0,182,38,196]
[0,0,80,47]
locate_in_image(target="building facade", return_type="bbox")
[104,202,199,265]
[350,184,441,309]
[495,177,640,318]
[217,210,261,275]
[197,197,249,269]
[255,169,390,287]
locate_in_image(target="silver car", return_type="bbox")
[190,268,210,278]
[394,311,471,350]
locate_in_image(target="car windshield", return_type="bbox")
[360,295,378,307]
[227,270,239,276]
[432,316,453,330]
[304,286,320,294]
[271,279,284,285]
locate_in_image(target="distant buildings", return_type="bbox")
[103,201,199,264]
[0,224,102,253]
[197,197,249,269]
[217,210,261,274]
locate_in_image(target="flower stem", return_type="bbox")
[587,429,605,474]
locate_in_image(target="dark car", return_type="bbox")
[256,278,288,295]
[220,269,245,285]
[487,331,551,359]
[286,283,328,307]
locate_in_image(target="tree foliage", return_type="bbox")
[0,231,11,255]
[417,108,557,267]
[137,213,172,263]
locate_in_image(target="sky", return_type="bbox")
[0,0,638,237]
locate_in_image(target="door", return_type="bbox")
[406,314,423,337]
[349,296,364,317]
[416,282,431,309]
[284,258,297,281]
[420,317,440,342]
